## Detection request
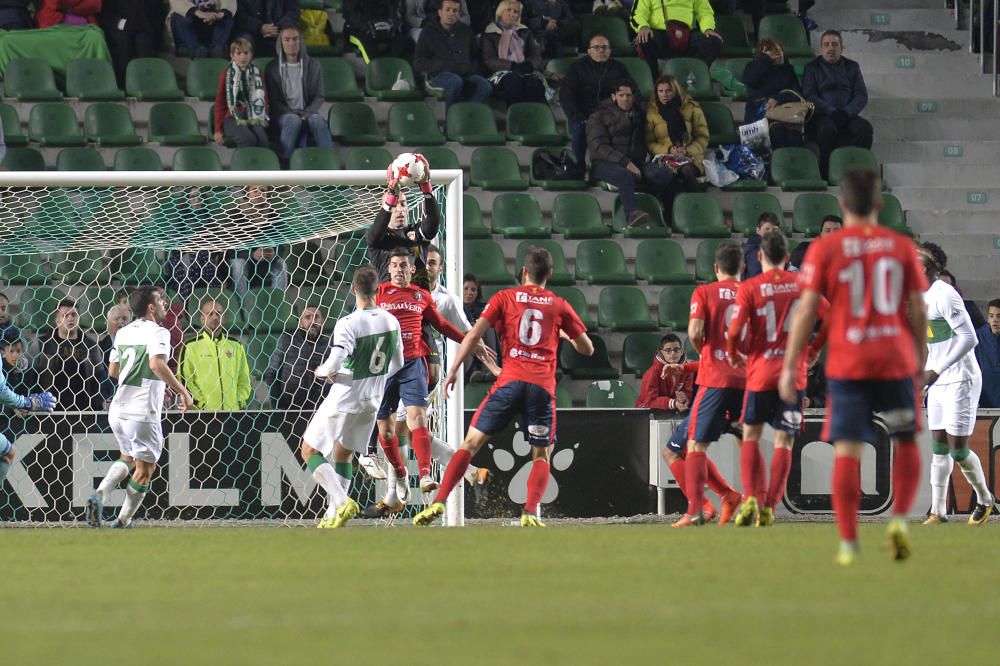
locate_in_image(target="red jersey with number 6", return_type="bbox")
[483,285,586,395]
[690,280,745,389]
[798,225,927,381]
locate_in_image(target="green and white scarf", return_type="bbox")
[225,62,268,126]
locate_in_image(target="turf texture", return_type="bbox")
[2,522,998,665]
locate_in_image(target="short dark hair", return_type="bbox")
[715,241,743,277]
[821,214,843,227]
[352,265,379,298]
[56,298,77,312]
[757,212,780,229]
[129,286,161,319]
[613,79,637,95]
[760,229,788,265]
[426,243,441,258]
[821,29,843,45]
[840,167,882,217]
[920,241,948,271]
[388,247,414,263]
[0,292,8,303]
[660,333,682,347]
[1,329,22,350]
[988,298,1000,311]
[522,245,553,284]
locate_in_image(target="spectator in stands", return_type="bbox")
[343,0,408,60]
[178,299,252,410]
[645,74,707,204]
[940,269,988,331]
[263,305,331,409]
[524,0,578,58]
[405,0,470,45]
[234,247,290,297]
[169,0,236,58]
[98,304,133,403]
[636,333,695,412]
[33,299,106,411]
[788,214,841,271]
[977,299,1000,407]
[560,33,630,173]
[265,26,332,165]
[481,0,547,106]
[100,0,167,87]
[1,331,30,395]
[0,0,34,30]
[742,37,803,149]
[802,30,872,177]
[164,190,229,299]
[37,0,100,28]
[414,0,492,109]
[214,38,270,147]
[234,0,301,54]
[741,212,780,280]
[630,0,722,77]
[163,302,186,372]
[463,273,486,324]
[0,293,20,340]
[588,79,675,228]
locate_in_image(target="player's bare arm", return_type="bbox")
[443,317,493,398]
[150,354,193,411]
[560,328,594,356]
[687,317,705,351]
[779,289,820,404]
[108,361,120,380]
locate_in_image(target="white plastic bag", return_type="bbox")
[703,155,739,188]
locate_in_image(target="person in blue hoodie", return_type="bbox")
[976,299,1000,408]
[741,212,779,280]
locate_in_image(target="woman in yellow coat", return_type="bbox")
[645,74,708,200]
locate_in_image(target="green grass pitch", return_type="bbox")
[2,522,998,665]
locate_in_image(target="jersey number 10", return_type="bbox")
[838,257,903,317]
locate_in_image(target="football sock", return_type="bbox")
[378,433,407,477]
[766,447,792,510]
[117,478,148,524]
[668,459,687,496]
[410,427,432,478]
[97,459,132,504]
[0,460,9,487]
[930,441,952,516]
[832,456,860,542]
[685,451,708,516]
[308,455,347,516]
[892,441,921,516]
[523,459,550,514]
[952,447,992,506]
[385,464,399,505]
[705,458,731,498]
[740,440,764,500]
[434,449,472,504]
[334,462,353,494]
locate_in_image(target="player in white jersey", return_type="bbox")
[918,243,994,525]
[86,286,193,528]
[301,266,405,528]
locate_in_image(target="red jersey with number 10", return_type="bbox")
[376,282,464,360]
[689,280,745,389]
[798,225,927,381]
[483,285,586,395]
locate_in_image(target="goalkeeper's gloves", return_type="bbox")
[21,392,56,412]
[413,153,432,194]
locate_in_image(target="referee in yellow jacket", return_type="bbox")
[178,299,252,410]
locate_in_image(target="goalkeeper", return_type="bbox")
[0,366,56,490]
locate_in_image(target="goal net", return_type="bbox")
[0,169,466,527]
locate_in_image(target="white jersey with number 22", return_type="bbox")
[108,320,171,423]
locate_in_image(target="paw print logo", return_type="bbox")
[489,424,577,504]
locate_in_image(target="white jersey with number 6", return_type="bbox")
[315,307,404,415]
[108,320,171,423]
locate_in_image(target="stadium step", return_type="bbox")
[906,209,1000,234]
[871,140,1000,163]
[809,8,962,31]
[883,163,1000,188]
[892,186,1000,211]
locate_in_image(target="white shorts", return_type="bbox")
[927,375,982,437]
[304,408,378,457]
[110,416,164,464]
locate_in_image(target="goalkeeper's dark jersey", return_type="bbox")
[366,192,440,284]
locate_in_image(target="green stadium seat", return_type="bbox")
[462,194,490,239]
[611,193,670,238]
[659,285,696,329]
[514,240,573,286]
[243,287,296,332]
[529,148,587,190]
[598,286,657,331]
[125,58,184,101]
[464,381,491,408]
[317,57,364,101]
[733,192,784,235]
[253,57,273,71]
[560,333,619,380]
[289,147,341,170]
[55,250,109,284]
[365,58,422,101]
[555,384,572,408]
[387,102,445,145]
[2,147,45,171]
[148,103,207,145]
[491,193,550,239]
[695,239,727,282]
[878,194,911,234]
[622,332,662,376]
[544,57,575,80]
[343,147,392,170]
[172,147,224,171]
[84,103,142,146]
[415,146,460,170]
[56,147,105,171]
[185,58,228,100]
[0,104,28,147]
[506,103,565,146]
[661,58,718,101]
[770,147,826,191]
[635,239,694,284]
[66,58,124,100]
[113,248,163,284]
[0,255,49,285]
[114,147,163,171]
[28,103,85,147]
[580,15,632,55]
[469,147,528,190]
[463,239,515,284]
[230,147,280,170]
[245,333,280,382]
[716,15,753,57]
[328,103,385,146]
[792,192,840,236]
[446,103,505,146]
[18,286,67,330]
[552,193,611,239]
[759,15,813,58]
[4,58,62,101]
[619,57,654,100]
[712,58,749,100]
[827,147,879,186]
[551,285,596,330]
[701,101,739,145]
[672,193,730,237]
[586,380,637,407]
[574,239,635,285]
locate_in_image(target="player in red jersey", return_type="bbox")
[413,246,593,526]
[780,167,928,565]
[673,241,746,528]
[375,247,495,503]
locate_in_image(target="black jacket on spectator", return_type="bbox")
[559,56,630,124]
[740,52,801,123]
[235,0,301,35]
[802,55,868,117]
[742,233,763,279]
[35,329,106,412]
[263,327,331,409]
[413,19,479,78]
[586,98,648,167]
[344,0,406,50]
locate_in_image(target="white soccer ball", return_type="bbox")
[388,152,428,189]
